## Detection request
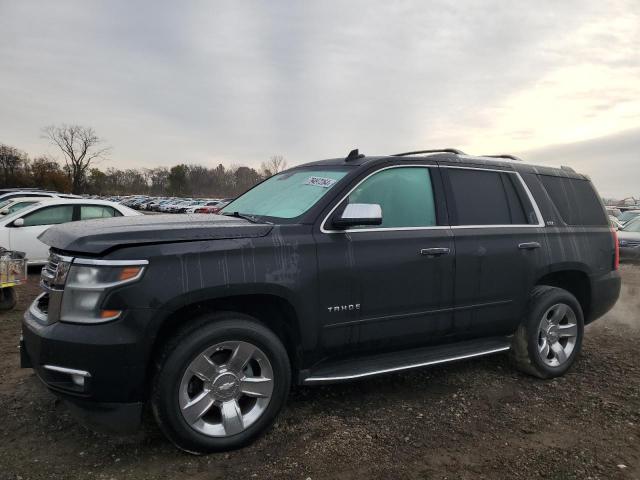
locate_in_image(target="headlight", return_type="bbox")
[60,261,147,324]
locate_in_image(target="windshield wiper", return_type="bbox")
[222,211,271,224]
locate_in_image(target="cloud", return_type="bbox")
[519,127,640,198]
[0,0,638,196]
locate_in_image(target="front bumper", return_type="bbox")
[21,305,158,432]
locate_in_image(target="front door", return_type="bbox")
[9,204,75,263]
[314,165,455,356]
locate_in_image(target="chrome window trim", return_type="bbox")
[72,258,149,266]
[320,164,545,234]
[43,364,92,378]
[320,164,440,234]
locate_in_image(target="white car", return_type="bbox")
[0,199,140,265]
[183,200,221,213]
[0,190,79,203]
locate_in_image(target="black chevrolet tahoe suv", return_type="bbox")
[21,148,621,453]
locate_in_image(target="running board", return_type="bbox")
[302,337,511,384]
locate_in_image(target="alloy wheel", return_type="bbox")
[178,341,274,437]
[537,303,578,367]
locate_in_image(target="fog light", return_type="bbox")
[71,374,85,387]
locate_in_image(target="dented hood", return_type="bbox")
[38,214,273,255]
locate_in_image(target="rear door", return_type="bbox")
[314,164,455,355]
[440,166,545,338]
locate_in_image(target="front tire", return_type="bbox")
[511,286,584,379]
[152,312,291,454]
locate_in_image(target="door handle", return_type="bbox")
[518,242,541,250]
[420,247,450,256]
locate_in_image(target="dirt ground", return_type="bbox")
[1,266,639,480]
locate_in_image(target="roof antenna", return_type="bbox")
[345,148,365,161]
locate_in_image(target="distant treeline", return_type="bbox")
[0,143,275,197]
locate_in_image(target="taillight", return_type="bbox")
[611,227,619,270]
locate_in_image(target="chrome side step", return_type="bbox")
[303,337,511,384]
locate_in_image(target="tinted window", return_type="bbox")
[539,175,607,226]
[346,167,437,228]
[80,205,119,220]
[21,205,74,227]
[446,169,533,226]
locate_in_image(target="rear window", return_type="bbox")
[539,175,607,226]
[445,168,536,226]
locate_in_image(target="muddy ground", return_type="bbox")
[1,266,639,480]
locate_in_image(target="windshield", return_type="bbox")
[622,217,640,232]
[619,210,640,223]
[2,202,42,221]
[7,201,35,214]
[221,168,348,219]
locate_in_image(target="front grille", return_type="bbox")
[40,252,71,290]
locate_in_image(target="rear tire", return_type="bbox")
[152,312,291,454]
[511,286,584,379]
[0,287,17,310]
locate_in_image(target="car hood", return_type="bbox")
[38,214,273,255]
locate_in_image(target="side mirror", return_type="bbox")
[13,218,24,227]
[332,203,382,229]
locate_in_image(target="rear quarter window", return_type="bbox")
[539,175,607,226]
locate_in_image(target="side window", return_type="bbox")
[21,205,74,227]
[346,167,437,228]
[8,201,36,214]
[80,205,119,220]
[446,168,534,226]
[539,175,607,226]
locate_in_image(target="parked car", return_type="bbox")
[0,191,78,203]
[0,199,140,265]
[183,201,220,213]
[21,148,620,453]
[166,200,195,213]
[195,201,230,214]
[159,200,189,213]
[172,200,202,213]
[618,217,640,262]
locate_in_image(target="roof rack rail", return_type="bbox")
[482,154,523,162]
[392,148,465,157]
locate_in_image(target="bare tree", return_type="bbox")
[42,124,111,193]
[260,155,287,177]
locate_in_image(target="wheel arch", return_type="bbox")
[147,290,303,391]
[534,268,591,321]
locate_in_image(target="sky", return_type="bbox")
[0,1,638,198]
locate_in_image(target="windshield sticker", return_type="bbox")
[304,176,337,188]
